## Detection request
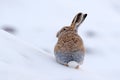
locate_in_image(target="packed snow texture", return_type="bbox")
[0,0,120,80]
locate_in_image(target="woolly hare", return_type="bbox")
[54,12,87,69]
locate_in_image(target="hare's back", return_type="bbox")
[55,32,85,53]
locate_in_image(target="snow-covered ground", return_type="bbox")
[0,0,120,80]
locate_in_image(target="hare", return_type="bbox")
[54,12,87,69]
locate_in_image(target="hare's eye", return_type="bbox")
[63,28,66,30]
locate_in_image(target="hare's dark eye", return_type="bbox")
[63,28,66,30]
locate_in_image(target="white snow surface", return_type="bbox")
[0,0,120,80]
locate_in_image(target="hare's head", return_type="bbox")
[56,12,87,37]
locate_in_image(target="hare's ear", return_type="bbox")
[71,13,87,30]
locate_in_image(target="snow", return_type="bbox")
[0,0,120,80]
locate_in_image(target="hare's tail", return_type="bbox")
[68,61,79,69]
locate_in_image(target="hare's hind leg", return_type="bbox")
[55,52,69,66]
[75,65,80,69]
[72,51,85,65]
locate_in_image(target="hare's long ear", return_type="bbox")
[71,13,87,30]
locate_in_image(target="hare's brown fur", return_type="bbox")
[54,30,85,53]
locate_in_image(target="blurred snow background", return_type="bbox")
[0,0,120,80]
